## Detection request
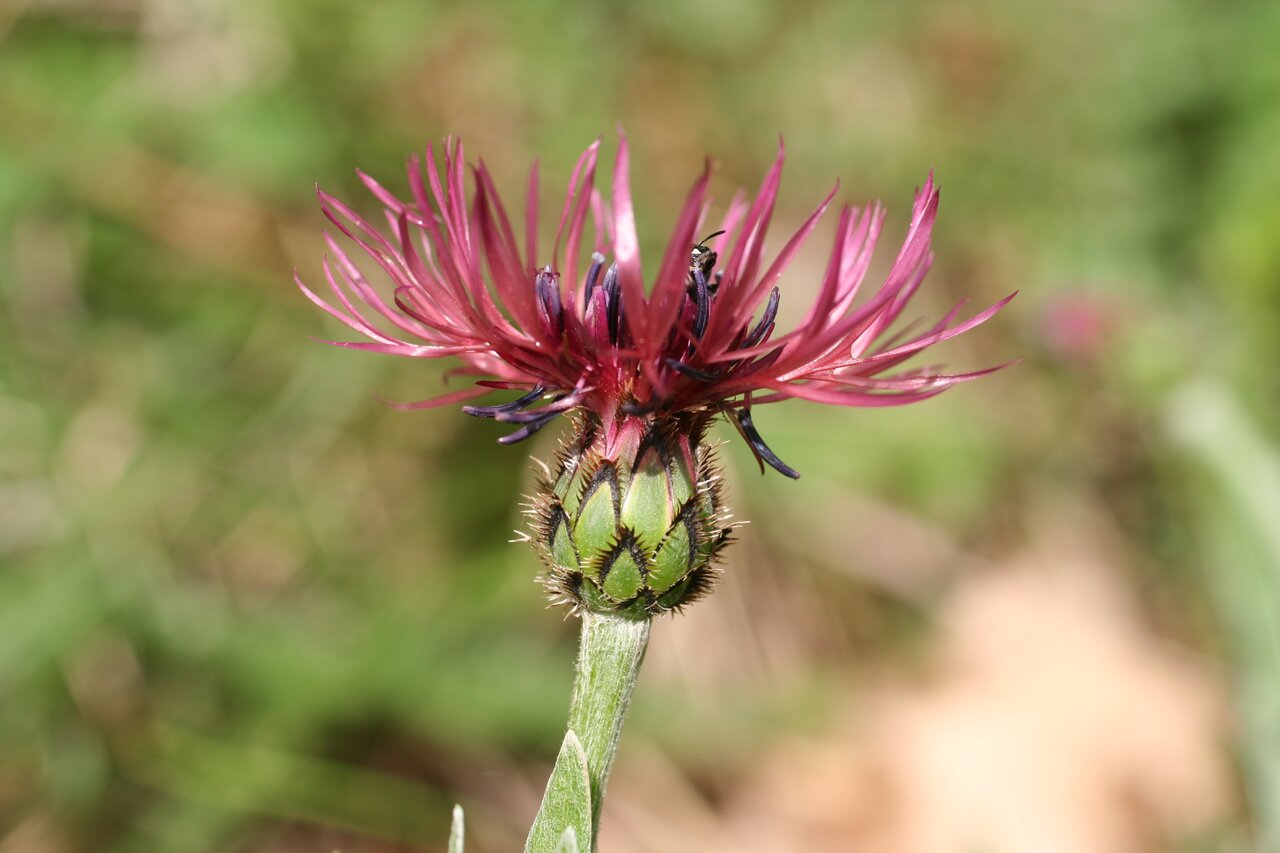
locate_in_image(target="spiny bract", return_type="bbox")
[528,413,733,617]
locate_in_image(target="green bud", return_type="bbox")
[529,412,733,618]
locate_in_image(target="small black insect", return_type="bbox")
[685,230,725,341]
[687,230,725,301]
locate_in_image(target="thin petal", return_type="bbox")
[757,379,947,407]
[711,181,839,352]
[380,386,494,410]
[611,126,646,344]
[647,161,713,352]
[562,144,601,303]
[525,160,540,272]
[853,292,1017,364]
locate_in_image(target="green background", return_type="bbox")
[2,0,1278,850]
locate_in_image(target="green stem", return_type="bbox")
[567,611,651,845]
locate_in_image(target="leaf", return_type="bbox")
[524,730,592,853]
[448,804,465,853]
[557,826,580,853]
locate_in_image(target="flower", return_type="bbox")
[298,131,1014,615]
[298,130,1014,478]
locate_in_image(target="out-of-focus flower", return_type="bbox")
[1039,292,1118,367]
[299,131,1014,614]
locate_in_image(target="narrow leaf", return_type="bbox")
[448,804,465,853]
[524,730,592,853]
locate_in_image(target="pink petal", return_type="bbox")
[757,379,948,407]
[611,127,646,344]
[380,386,494,410]
[562,143,601,302]
[525,160,540,271]
[647,161,712,353]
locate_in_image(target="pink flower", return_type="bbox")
[298,131,1014,478]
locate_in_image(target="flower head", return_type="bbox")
[300,132,1014,615]
[299,131,1014,480]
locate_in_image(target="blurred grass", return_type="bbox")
[1169,385,1280,850]
[1,0,1279,850]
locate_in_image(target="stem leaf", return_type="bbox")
[448,804,465,853]
[524,729,592,853]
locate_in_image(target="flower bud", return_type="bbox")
[530,412,733,617]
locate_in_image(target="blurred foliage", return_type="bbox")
[1,0,1278,850]
[1168,385,1280,850]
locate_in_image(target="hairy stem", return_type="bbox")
[567,611,651,845]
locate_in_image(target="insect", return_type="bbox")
[687,230,726,295]
[685,230,726,342]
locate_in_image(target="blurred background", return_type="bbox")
[2,0,1278,850]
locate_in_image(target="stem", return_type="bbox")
[567,611,651,844]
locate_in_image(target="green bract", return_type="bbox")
[530,414,733,618]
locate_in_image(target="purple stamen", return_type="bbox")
[497,413,559,444]
[621,400,659,416]
[732,408,800,479]
[463,385,547,418]
[583,252,605,312]
[602,262,622,345]
[494,393,577,424]
[536,266,563,337]
[666,358,718,383]
[742,287,781,349]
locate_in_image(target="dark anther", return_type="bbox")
[731,407,801,479]
[494,394,571,424]
[584,252,605,310]
[497,411,560,445]
[535,266,563,337]
[602,262,622,345]
[621,400,659,416]
[742,287,781,349]
[690,266,711,340]
[463,385,546,418]
[666,358,718,383]
[614,299,629,347]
